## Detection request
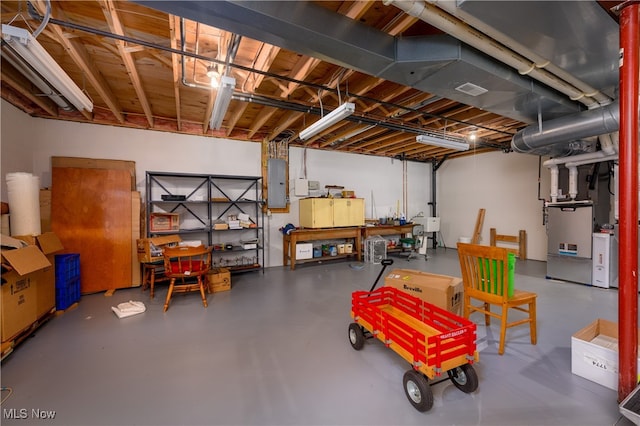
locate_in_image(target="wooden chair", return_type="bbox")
[456,242,537,355]
[141,261,169,299]
[162,245,212,312]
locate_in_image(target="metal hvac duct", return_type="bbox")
[511,102,620,156]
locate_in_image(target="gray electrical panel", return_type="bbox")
[267,158,287,208]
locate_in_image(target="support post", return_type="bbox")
[431,159,438,248]
[618,0,639,402]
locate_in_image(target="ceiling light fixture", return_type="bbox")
[416,134,470,151]
[299,102,355,140]
[1,24,93,112]
[335,124,375,143]
[209,75,235,130]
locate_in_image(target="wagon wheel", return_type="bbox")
[447,364,479,393]
[403,369,433,412]
[348,323,365,350]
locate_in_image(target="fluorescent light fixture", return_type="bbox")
[299,102,355,140]
[416,134,470,151]
[209,75,235,130]
[1,24,93,112]
[331,124,375,146]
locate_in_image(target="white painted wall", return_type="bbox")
[277,148,431,266]
[1,100,431,267]
[2,100,550,262]
[0,101,37,197]
[438,150,549,260]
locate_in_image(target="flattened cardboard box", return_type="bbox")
[384,269,463,316]
[1,245,51,342]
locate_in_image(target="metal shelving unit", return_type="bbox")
[146,171,264,273]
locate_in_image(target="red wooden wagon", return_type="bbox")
[349,262,479,412]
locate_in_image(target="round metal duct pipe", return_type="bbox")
[511,102,619,156]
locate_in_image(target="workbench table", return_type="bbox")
[283,227,362,270]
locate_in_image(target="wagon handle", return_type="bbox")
[368,258,394,293]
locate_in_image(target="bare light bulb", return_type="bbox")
[206,66,220,88]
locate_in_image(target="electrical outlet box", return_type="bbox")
[294,178,309,196]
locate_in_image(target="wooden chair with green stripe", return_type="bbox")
[457,242,537,355]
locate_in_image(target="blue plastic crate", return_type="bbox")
[56,277,80,311]
[55,254,81,310]
[55,254,80,288]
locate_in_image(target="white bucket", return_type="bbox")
[6,172,41,236]
[458,236,472,243]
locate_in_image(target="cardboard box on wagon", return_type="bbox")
[384,269,463,316]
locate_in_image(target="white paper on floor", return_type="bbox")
[111,300,146,319]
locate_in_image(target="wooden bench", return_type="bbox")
[489,228,527,260]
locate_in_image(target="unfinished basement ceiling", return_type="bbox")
[0,1,623,162]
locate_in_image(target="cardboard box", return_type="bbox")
[150,213,180,232]
[296,243,313,260]
[136,235,181,263]
[1,242,52,342]
[14,232,64,318]
[40,189,52,232]
[384,269,463,316]
[207,268,231,293]
[571,318,640,391]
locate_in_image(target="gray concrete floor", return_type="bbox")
[0,248,636,426]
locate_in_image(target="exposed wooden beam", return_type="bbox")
[100,0,153,127]
[246,44,281,92]
[30,0,123,122]
[1,67,59,116]
[169,16,183,132]
[280,56,322,98]
[382,12,420,36]
[338,1,374,20]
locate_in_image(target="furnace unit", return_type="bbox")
[546,202,595,285]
